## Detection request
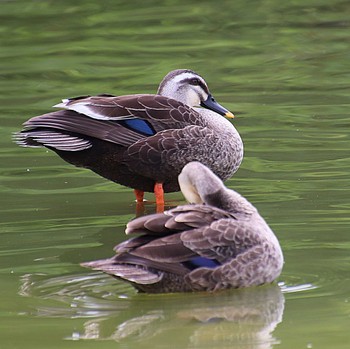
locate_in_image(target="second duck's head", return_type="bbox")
[157,69,234,118]
[178,161,225,205]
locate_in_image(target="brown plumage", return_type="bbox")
[82,162,284,293]
[15,70,243,205]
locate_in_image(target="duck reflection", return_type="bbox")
[19,272,284,349]
[105,285,284,349]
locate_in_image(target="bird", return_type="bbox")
[15,69,243,208]
[81,162,284,293]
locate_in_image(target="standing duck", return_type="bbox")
[15,69,243,206]
[82,162,284,293]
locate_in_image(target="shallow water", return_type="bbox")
[1,0,350,348]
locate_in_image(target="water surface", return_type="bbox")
[1,0,350,348]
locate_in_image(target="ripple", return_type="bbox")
[19,271,285,346]
[19,272,135,318]
[278,265,350,300]
[279,281,318,294]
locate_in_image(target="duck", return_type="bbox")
[81,162,284,293]
[15,69,243,208]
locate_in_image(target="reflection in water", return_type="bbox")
[19,272,284,349]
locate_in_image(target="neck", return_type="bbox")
[204,188,257,216]
[188,167,256,215]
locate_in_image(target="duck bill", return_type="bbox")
[200,94,234,118]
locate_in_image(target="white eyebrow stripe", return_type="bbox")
[172,72,196,83]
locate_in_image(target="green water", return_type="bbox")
[1,0,350,348]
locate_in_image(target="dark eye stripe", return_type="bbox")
[181,78,209,94]
[198,80,209,94]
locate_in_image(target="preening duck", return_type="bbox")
[15,69,243,207]
[82,162,284,293]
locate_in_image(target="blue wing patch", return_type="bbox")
[121,119,155,136]
[186,256,220,269]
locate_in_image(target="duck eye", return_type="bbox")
[190,78,200,86]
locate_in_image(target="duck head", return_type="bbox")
[157,69,234,118]
[178,161,225,205]
[178,162,256,215]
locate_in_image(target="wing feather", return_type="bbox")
[122,204,255,266]
[17,94,208,151]
[15,130,92,151]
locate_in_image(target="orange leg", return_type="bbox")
[134,189,144,203]
[135,201,145,216]
[154,182,165,213]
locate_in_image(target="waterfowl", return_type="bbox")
[15,69,243,207]
[82,162,284,293]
